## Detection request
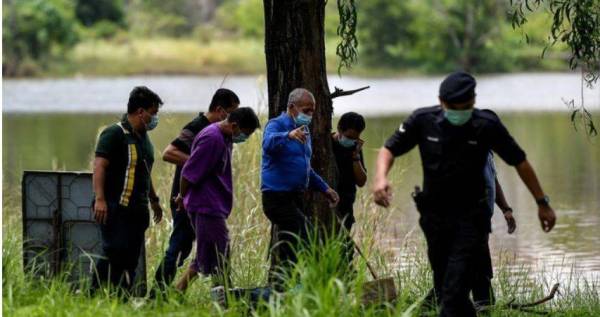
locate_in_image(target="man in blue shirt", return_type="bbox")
[261,88,339,287]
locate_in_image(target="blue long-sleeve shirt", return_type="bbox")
[261,112,329,193]
[483,152,496,218]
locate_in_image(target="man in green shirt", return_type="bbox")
[91,86,163,295]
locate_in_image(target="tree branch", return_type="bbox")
[330,85,370,99]
[478,283,560,315]
[506,283,560,309]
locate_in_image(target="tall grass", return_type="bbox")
[3,129,599,316]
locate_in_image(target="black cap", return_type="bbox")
[439,71,476,104]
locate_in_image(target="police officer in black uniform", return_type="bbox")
[373,71,556,317]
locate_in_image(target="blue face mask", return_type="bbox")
[444,109,473,126]
[338,135,356,148]
[146,114,159,131]
[295,112,312,126]
[232,132,248,143]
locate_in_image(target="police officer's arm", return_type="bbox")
[93,157,110,224]
[374,114,419,207]
[515,160,555,232]
[488,114,556,232]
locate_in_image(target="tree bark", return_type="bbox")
[263,0,336,227]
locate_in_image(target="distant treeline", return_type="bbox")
[2,0,568,77]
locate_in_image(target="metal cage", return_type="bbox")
[22,171,147,294]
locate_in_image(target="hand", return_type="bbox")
[352,139,365,160]
[355,138,364,152]
[324,188,340,208]
[538,204,556,232]
[93,198,108,224]
[151,200,163,224]
[174,194,184,212]
[373,177,392,207]
[288,126,308,144]
[503,210,516,234]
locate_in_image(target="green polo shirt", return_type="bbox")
[95,115,155,208]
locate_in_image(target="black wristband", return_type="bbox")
[150,196,160,204]
[501,207,513,214]
[536,195,550,207]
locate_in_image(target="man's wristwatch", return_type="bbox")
[536,195,550,207]
[501,207,513,214]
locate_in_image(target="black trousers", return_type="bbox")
[153,205,195,290]
[262,191,310,286]
[91,203,149,295]
[472,233,495,306]
[414,193,489,317]
[424,234,495,311]
[336,200,356,272]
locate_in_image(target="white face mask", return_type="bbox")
[141,109,159,131]
[147,114,159,130]
[338,135,357,148]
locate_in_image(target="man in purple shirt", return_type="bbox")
[173,107,260,293]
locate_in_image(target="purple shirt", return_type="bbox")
[181,123,233,218]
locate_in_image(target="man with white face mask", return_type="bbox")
[261,88,340,288]
[91,86,164,295]
[373,71,556,317]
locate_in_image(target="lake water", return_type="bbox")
[3,74,599,285]
[3,73,599,114]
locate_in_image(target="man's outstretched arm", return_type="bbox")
[373,147,395,207]
[515,160,556,232]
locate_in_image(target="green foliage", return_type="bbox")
[216,0,264,38]
[511,0,600,85]
[74,0,125,27]
[359,0,523,73]
[1,0,582,77]
[126,0,200,37]
[510,0,599,137]
[356,0,416,68]
[84,20,125,39]
[2,0,79,76]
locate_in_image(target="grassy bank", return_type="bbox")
[3,129,599,317]
[24,36,568,78]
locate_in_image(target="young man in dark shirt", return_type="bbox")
[331,112,367,269]
[152,88,240,293]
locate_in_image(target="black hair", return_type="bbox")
[338,112,365,132]
[127,86,163,114]
[228,107,260,131]
[209,88,240,112]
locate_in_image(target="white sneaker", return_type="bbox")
[210,286,227,307]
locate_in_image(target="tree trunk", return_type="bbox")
[263,0,337,227]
